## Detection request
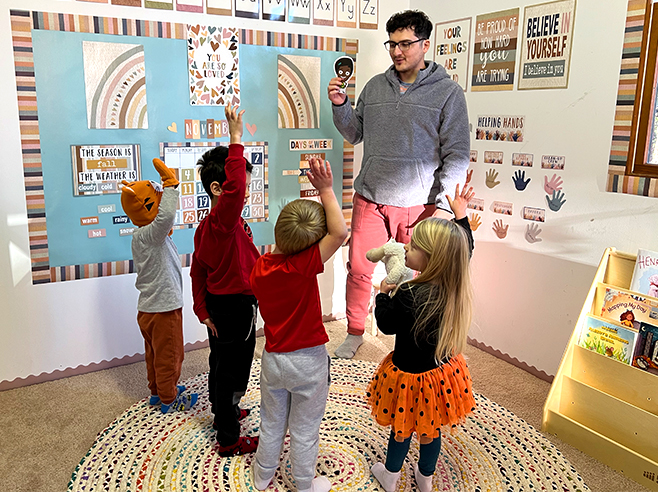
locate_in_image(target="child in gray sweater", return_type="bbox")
[120,158,198,413]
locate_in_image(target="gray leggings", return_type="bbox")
[254,345,331,490]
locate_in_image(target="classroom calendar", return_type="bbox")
[161,141,268,228]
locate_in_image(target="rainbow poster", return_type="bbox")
[82,41,148,129]
[277,54,320,129]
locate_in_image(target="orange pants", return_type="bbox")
[137,309,184,404]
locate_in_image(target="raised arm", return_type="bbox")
[307,157,348,263]
[209,105,247,232]
[446,183,475,257]
[136,158,180,244]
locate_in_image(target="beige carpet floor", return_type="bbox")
[0,320,651,492]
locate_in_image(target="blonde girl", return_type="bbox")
[367,184,476,492]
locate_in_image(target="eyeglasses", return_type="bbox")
[383,38,426,52]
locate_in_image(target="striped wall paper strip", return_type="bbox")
[605,0,658,197]
[11,10,358,282]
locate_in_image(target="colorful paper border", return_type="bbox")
[10,9,357,283]
[606,0,658,197]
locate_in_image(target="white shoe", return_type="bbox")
[298,475,331,492]
[371,462,400,492]
[414,463,433,492]
[253,466,275,490]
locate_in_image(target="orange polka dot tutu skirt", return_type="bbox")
[367,352,476,440]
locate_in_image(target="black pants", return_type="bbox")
[206,292,257,446]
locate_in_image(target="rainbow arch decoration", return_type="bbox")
[83,41,148,129]
[277,54,320,129]
[10,9,357,284]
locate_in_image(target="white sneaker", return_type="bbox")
[371,462,400,492]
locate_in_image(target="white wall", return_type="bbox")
[414,0,658,376]
[6,0,640,385]
[0,0,408,386]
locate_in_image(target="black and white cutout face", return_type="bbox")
[334,56,354,84]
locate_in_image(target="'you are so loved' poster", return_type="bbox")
[187,25,240,106]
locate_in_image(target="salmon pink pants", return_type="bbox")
[345,193,428,336]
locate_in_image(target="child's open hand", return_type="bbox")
[225,105,245,144]
[306,157,333,192]
[446,183,474,220]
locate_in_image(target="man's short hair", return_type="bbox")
[197,145,253,197]
[386,10,433,40]
[274,199,327,255]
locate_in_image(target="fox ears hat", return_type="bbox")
[120,179,163,227]
[120,158,179,227]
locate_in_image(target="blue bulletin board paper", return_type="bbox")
[32,30,345,268]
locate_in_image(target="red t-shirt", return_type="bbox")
[190,144,260,323]
[250,243,329,353]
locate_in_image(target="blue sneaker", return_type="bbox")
[149,385,186,405]
[161,392,198,414]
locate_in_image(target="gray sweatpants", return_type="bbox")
[254,345,331,491]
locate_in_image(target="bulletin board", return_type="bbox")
[10,10,358,284]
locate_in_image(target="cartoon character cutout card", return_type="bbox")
[334,56,354,93]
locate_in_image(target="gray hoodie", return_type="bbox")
[332,61,470,211]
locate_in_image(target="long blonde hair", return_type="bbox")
[404,218,473,361]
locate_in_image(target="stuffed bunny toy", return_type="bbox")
[366,238,415,285]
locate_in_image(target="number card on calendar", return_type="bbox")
[160,141,268,229]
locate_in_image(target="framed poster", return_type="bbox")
[518,0,576,90]
[359,0,377,30]
[472,8,519,92]
[434,18,471,91]
[207,0,231,15]
[71,144,141,196]
[188,24,240,106]
[337,0,357,28]
[263,0,285,21]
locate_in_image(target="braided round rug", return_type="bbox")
[68,358,589,492]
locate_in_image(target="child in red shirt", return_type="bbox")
[250,158,348,492]
[190,105,259,456]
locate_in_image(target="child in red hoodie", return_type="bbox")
[191,105,259,456]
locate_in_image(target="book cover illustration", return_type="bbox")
[632,322,658,375]
[629,248,658,297]
[578,315,638,364]
[599,287,658,331]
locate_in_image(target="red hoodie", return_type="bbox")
[190,144,260,323]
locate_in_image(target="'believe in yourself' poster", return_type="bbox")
[518,0,576,90]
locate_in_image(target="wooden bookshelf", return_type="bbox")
[543,248,658,491]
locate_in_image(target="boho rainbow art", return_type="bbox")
[83,41,148,129]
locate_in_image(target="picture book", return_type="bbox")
[577,314,638,365]
[599,287,658,331]
[632,322,658,375]
[629,248,658,297]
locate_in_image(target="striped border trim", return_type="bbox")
[605,0,658,197]
[10,10,358,283]
[11,10,51,285]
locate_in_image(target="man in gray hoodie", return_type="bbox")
[328,10,470,358]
